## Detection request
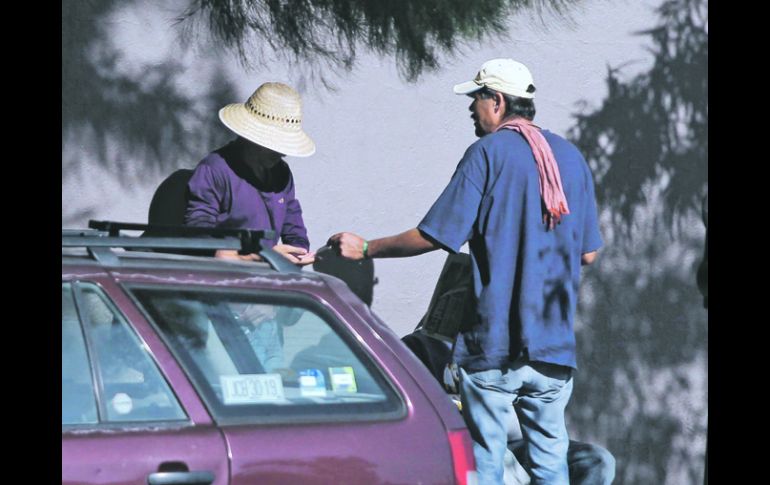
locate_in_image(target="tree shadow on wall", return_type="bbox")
[571,233,707,484]
[62,0,238,183]
[61,0,583,187]
[62,206,98,228]
[568,0,707,236]
[565,0,708,483]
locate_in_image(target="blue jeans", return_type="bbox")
[460,359,574,485]
[507,439,616,485]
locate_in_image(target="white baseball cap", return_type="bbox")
[453,58,536,99]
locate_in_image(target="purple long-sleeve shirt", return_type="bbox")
[185,147,309,250]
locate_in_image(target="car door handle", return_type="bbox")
[147,471,215,485]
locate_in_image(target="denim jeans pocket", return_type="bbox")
[525,367,574,403]
[468,368,505,387]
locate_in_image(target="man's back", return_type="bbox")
[483,129,601,368]
[420,128,601,371]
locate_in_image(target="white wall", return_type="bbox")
[63,0,660,336]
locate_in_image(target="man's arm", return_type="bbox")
[580,161,603,267]
[273,173,313,265]
[277,195,314,266]
[328,145,484,262]
[281,197,310,250]
[328,228,440,260]
[185,164,224,228]
[185,164,259,261]
[280,174,310,250]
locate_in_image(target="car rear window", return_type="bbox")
[129,287,405,425]
[62,283,98,425]
[62,282,187,426]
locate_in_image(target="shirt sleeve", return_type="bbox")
[581,165,603,253]
[279,173,310,250]
[418,146,485,253]
[185,163,225,228]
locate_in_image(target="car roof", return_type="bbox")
[63,247,339,284]
[64,246,271,272]
[62,221,305,274]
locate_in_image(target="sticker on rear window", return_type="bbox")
[299,369,327,397]
[220,374,285,404]
[111,392,133,415]
[329,366,357,393]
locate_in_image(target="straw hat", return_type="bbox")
[219,82,316,157]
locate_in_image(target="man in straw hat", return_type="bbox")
[185,82,316,265]
[328,59,603,483]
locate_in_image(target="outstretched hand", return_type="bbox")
[215,246,315,266]
[327,232,366,260]
[273,244,315,266]
[215,249,262,262]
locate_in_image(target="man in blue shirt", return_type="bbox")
[329,58,602,484]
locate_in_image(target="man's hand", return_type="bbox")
[215,249,262,261]
[328,228,438,259]
[215,246,314,266]
[274,244,315,266]
[327,232,366,260]
[581,251,598,266]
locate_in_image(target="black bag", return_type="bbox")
[415,252,475,338]
[141,169,214,257]
[401,331,453,384]
[313,250,376,307]
[401,252,475,390]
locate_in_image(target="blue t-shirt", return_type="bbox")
[418,129,602,371]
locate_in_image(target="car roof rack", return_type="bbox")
[61,220,301,273]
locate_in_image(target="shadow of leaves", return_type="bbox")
[566,1,708,483]
[568,0,707,238]
[62,0,238,182]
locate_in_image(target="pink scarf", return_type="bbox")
[495,118,570,229]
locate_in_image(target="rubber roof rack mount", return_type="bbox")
[61,220,300,273]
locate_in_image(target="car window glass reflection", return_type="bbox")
[135,289,401,423]
[79,284,186,423]
[62,283,98,425]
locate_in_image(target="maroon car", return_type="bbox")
[62,222,476,485]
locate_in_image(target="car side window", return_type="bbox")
[132,288,404,425]
[62,283,98,425]
[62,282,187,425]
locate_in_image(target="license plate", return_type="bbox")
[220,374,285,404]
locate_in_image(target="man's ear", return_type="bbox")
[494,92,505,113]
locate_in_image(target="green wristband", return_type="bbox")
[362,240,369,259]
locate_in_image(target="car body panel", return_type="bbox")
[62,425,229,485]
[62,250,471,484]
[63,264,216,424]
[63,264,229,485]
